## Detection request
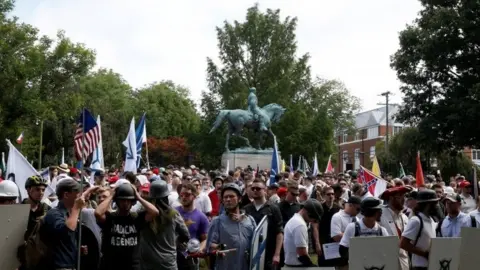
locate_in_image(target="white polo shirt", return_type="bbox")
[339,219,389,247]
[330,210,358,239]
[283,213,308,265]
[402,213,437,268]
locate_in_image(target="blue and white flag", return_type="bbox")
[313,152,319,176]
[269,136,280,184]
[135,113,147,168]
[90,115,104,184]
[123,117,137,173]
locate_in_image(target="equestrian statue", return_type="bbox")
[209,87,286,151]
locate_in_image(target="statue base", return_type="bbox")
[221,147,280,171]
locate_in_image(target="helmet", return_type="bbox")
[0,180,19,198]
[149,180,170,199]
[360,197,383,211]
[221,183,242,198]
[25,175,48,189]
[112,179,130,188]
[302,199,324,222]
[114,183,136,200]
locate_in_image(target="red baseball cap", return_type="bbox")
[379,186,412,200]
[459,180,472,188]
[277,187,288,197]
[140,183,150,193]
[108,176,119,184]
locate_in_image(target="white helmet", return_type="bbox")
[0,180,19,198]
[112,179,130,188]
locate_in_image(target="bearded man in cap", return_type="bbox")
[379,186,411,270]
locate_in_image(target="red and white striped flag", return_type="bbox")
[74,109,100,161]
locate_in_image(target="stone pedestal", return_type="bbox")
[221,148,280,170]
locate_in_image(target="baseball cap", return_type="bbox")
[347,196,362,205]
[140,183,150,193]
[443,192,461,203]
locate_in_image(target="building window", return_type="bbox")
[473,149,480,160]
[367,126,378,138]
[343,150,348,161]
[354,132,359,141]
[342,150,348,171]
[370,146,375,157]
[342,133,348,143]
[393,126,403,135]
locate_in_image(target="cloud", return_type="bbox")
[13,0,422,110]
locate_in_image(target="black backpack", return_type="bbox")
[435,215,477,237]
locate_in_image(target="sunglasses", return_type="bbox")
[325,193,335,196]
[251,187,263,192]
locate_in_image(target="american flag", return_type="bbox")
[74,109,100,161]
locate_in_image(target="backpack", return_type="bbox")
[25,217,51,269]
[435,215,477,237]
[353,221,383,237]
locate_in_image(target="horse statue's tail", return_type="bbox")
[209,110,229,133]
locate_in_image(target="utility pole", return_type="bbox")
[377,91,393,154]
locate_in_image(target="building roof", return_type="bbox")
[355,105,403,129]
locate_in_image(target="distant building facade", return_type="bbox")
[336,105,406,173]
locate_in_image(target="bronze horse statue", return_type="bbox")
[209,103,286,151]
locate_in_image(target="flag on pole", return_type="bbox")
[135,112,147,168]
[269,136,280,184]
[358,166,388,198]
[0,152,5,178]
[74,109,100,161]
[297,156,302,172]
[399,162,406,178]
[123,118,137,173]
[281,159,286,173]
[225,160,230,175]
[303,157,311,172]
[416,151,425,186]
[289,154,294,173]
[325,155,334,173]
[6,139,38,201]
[371,155,381,176]
[312,153,319,176]
[16,132,24,144]
[90,115,105,184]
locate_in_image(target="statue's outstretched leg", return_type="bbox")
[237,135,251,148]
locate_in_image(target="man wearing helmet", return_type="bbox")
[95,182,159,270]
[0,180,19,204]
[338,197,389,270]
[23,176,51,241]
[283,198,323,267]
[206,183,256,270]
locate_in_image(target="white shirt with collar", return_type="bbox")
[339,218,389,248]
[379,206,409,270]
[440,212,472,237]
[283,213,308,266]
[402,212,437,268]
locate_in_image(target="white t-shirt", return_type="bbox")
[460,194,476,213]
[194,193,212,214]
[168,191,180,207]
[469,209,480,226]
[339,219,389,247]
[330,210,358,238]
[401,213,437,267]
[283,213,308,265]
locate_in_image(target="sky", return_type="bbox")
[12,0,422,111]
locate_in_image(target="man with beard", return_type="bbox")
[206,183,256,270]
[379,186,411,270]
[400,190,439,270]
[339,197,389,270]
[176,183,209,270]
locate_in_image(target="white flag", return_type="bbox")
[90,115,105,184]
[6,139,38,201]
[123,117,137,173]
[313,153,319,176]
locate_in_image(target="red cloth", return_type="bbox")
[208,190,220,216]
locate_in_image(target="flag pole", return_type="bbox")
[145,137,150,169]
[61,147,65,164]
[38,120,43,170]
[77,108,85,270]
[474,165,478,200]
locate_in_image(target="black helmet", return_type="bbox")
[416,189,440,203]
[114,183,136,200]
[149,180,170,199]
[360,197,383,211]
[302,199,324,222]
[221,183,241,198]
[25,175,48,189]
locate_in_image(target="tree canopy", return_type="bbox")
[391,0,480,151]
[192,4,360,168]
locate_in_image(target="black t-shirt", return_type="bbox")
[22,200,51,241]
[278,200,301,226]
[100,211,147,270]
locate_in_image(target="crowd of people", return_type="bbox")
[0,163,478,270]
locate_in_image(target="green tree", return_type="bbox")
[194,4,357,168]
[391,0,480,151]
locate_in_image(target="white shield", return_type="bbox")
[0,204,30,270]
[349,236,399,270]
[428,238,461,270]
[459,227,480,270]
[250,216,269,270]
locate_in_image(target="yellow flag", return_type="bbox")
[281,159,286,172]
[372,155,381,176]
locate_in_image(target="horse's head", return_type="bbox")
[262,103,286,123]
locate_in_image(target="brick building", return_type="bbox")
[336,105,405,173]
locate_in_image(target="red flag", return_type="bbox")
[416,151,425,186]
[325,155,334,173]
[358,166,387,197]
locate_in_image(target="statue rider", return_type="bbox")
[247,87,267,131]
